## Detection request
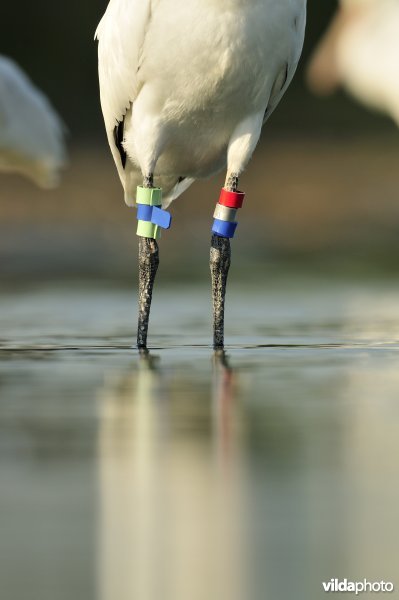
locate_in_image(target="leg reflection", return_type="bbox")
[98,351,246,600]
[212,349,235,467]
[98,352,167,600]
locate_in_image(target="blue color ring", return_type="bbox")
[151,206,172,229]
[137,205,153,221]
[212,219,238,238]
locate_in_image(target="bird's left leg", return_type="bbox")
[210,111,264,348]
[210,174,244,349]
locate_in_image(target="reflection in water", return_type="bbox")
[3,283,399,600]
[343,366,399,583]
[97,347,399,600]
[98,351,245,600]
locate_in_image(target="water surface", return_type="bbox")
[1,278,399,599]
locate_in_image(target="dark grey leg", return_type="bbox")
[210,173,239,349]
[225,173,239,193]
[143,173,154,188]
[210,235,231,348]
[137,237,159,348]
[137,173,159,349]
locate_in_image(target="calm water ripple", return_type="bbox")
[1,281,399,599]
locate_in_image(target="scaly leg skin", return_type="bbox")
[210,235,231,349]
[137,173,159,350]
[210,172,239,349]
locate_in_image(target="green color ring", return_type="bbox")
[136,220,161,240]
[136,186,163,206]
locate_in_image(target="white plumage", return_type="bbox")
[307,0,399,125]
[0,55,66,188]
[96,0,306,207]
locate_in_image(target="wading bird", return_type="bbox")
[0,55,66,188]
[307,0,399,125]
[96,0,306,349]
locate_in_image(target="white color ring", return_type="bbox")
[213,204,237,222]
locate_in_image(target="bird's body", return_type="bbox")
[0,55,66,188]
[96,0,306,348]
[97,0,306,206]
[308,0,399,125]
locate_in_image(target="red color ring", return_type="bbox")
[219,188,245,209]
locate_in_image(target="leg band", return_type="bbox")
[136,186,172,239]
[137,187,163,206]
[219,189,245,209]
[212,219,238,238]
[213,205,237,222]
[211,188,245,239]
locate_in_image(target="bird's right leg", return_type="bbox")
[129,99,173,349]
[137,173,159,349]
[137,239,159,349]
[136,173,173,349]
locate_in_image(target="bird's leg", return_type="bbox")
[137,237,159,348]
[210,235,231,349]
[225,173,239,193]
[143,173,154,188]
[210,173,242,349]
[137,173,159,349]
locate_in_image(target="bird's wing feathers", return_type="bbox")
[263,63,289,124]
[95,0,151,133]
[96,0,194,203]
[96,0,153,190]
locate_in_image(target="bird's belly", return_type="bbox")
[156,120,228,179]
[135,0,305,177]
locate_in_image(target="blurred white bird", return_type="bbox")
[96,0,306,349]
[307,0,399,125]
[0,55,66,188]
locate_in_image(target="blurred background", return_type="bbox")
[2,0,399,280]
[2,2,399,600]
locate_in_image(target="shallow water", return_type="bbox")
[1,279,399,599]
